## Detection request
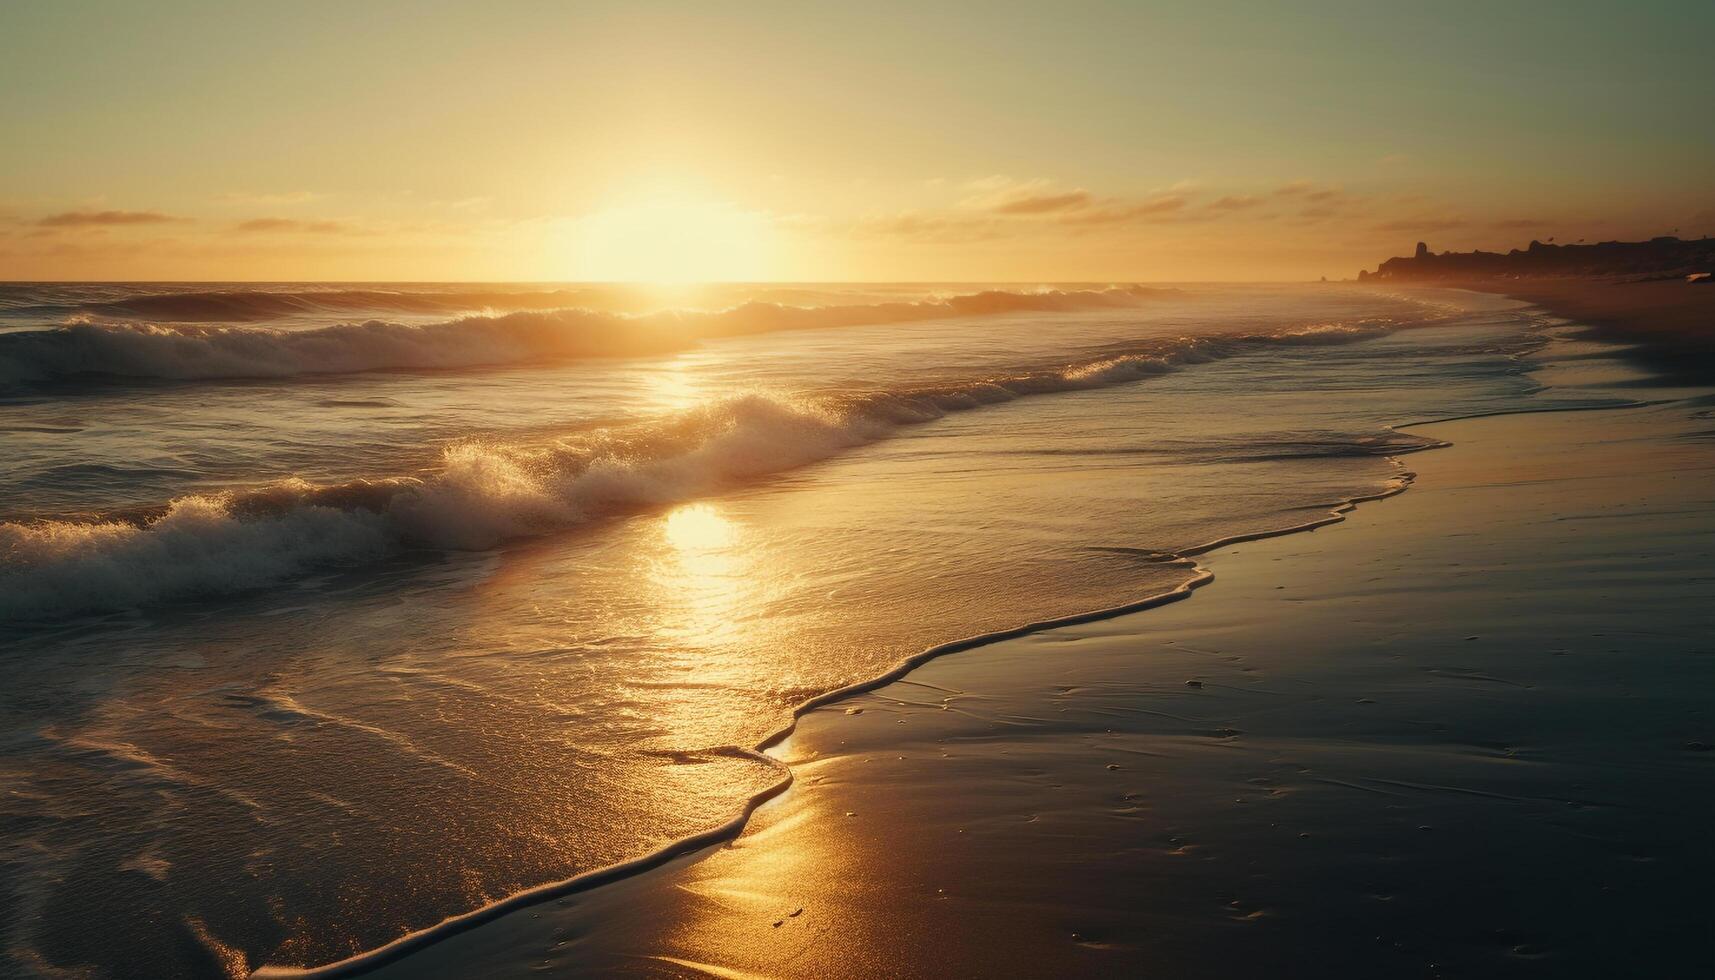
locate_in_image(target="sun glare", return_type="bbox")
[569,200,779,283]
[664,503,738,553]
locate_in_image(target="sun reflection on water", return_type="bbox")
[665,503,738,552]
[654,503,751,653]
[644,357,707,412]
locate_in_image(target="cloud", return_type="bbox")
[857,176,1289,241]
[1372,217,1468,233]
[1379,153,1410,165]
[854,210,1006,244]
[37,210,180,228]
[1274,181,1343,203]
[956,176,1218,225]
[1062,194,1187,225]
[990,190,1093,215]
[232,217,357,234]
[960,176,1093,215]
[1153,178,1201,194]
[1204,194,1264,213]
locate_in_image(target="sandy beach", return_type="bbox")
[345,344,1715,979]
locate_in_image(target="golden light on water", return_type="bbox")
[655,503,750,653]
[642,356,708,412]
[664,503,738,552]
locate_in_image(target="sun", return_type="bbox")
[567,199,780,283]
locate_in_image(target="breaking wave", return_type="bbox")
[0,286,1170,389]
[62,288,603,322]
[0,321,1393,620]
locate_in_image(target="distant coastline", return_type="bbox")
[1357,235,1714,283]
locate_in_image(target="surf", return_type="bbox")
[0,319,1405,620]
[0,285,1174,390]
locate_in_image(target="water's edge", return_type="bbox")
[251,441,1445,978]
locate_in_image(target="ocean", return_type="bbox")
[0,282,1609,976]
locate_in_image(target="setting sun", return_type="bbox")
[566,199,781,282]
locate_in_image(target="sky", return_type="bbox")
[2,0,1711,282]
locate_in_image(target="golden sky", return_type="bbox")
[3,1,1711,282]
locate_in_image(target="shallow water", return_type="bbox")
[0,282,1605,976]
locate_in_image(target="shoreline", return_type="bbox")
[254,450,1432,978]
[349,384,1713,978]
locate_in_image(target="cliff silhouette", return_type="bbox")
[1358,236,1715,282]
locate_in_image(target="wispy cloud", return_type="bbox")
[1061,194,1188,226]
[990,190,1093,215]
[1153,178,1201,195]
[1204,195,1264,213]
[232,217,358,234]
[852,173,1326,245]
[1274,181,1343,202]
[38,209,180,228]
[961,176,1092,215]
[1372,217,1468,233]
[854,210,1006,244]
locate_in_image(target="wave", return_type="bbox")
[0,321,1394,620]
[71,288,600,322]
[0,285,1171,389]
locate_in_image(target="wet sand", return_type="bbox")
[343,376,1715,977]
[1457,278,1715,377]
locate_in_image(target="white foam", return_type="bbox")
[0,320,1401,620]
